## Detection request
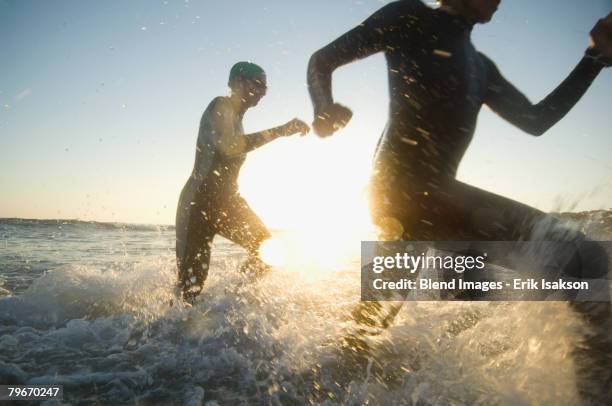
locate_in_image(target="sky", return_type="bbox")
[1,0,611,226]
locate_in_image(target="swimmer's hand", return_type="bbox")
[589,12,612,62]
[283,118,310,136]
[312,103,353,137]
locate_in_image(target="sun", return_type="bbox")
[239,133,378,272]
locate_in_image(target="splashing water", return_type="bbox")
[0,216,609,404]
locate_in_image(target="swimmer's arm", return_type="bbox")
[307,1,411,112]
[243,119,309,152]
[215,123,291,158]
[241,123,302,153]
[482,52,606,136]
[212,102,307,157]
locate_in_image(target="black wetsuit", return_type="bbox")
[309,0,609,242]
[308,0,609,264]
[308,2,610,400]
[176,97,270,300]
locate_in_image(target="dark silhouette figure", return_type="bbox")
[176,62,309,302]
[307,1,612,402]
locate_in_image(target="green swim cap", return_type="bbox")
[228,61,266,83]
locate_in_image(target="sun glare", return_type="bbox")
[241,134,377,272]
[259,237,289,267]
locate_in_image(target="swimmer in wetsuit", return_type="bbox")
[307,0,612,401]
[176,62,309,303]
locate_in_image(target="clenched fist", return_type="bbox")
[312,103,353,138]
[589,12,612,60]
[283,118,310,136]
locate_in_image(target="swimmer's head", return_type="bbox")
[228,61,267,108]
[439,0,500,24]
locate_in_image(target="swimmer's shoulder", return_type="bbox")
[200,96,235,122]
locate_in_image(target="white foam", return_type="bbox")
[0,253,604,404]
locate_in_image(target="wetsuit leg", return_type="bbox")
[177,206,215,302]
[425,180,609,279]
[569,300,612,404]
[215,195,271,274]
[344,183,610,399]
[353,178,609,330]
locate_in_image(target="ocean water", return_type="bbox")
[0,212,611,405]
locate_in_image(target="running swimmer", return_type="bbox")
[307,0,611,401]
[176,61,309,303]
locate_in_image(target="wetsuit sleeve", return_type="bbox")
[210,98,290,158]
[308,1,414,112]
[242,125,291,152]
[482,52,606,136]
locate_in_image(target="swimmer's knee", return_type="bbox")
[546,230,608,280]
[576,240,609,279]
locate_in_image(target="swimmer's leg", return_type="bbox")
[566,242,611,404]
[217,195,272,278]
[349,179,611,387]
[347,180,533,336]
[176,207,215,303]
[342,241,422,374]
[433,181,612,402]
[350,241,428,334]
[569,301,612,404]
